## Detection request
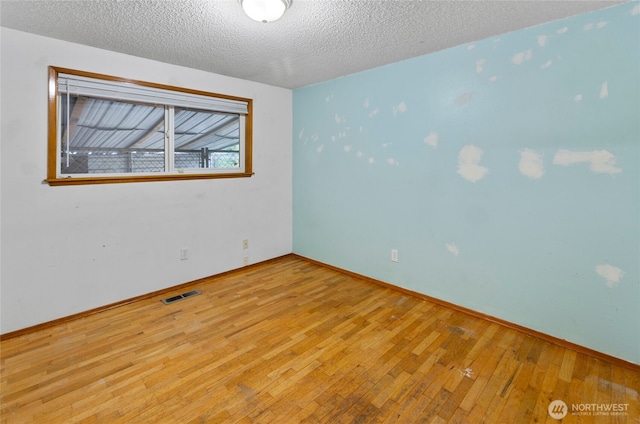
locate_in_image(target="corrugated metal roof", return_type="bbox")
[64,96,239,153]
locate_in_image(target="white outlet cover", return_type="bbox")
[391,249,398,262]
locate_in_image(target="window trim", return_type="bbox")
[46,66,253,186]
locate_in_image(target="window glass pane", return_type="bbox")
[174,107,240,170]
[49,66,252,184]
[59,95,165,174]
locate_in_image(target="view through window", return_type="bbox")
[48,67,252,185]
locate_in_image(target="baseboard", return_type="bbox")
[0,254,291,342]
[292,254,640,372]
[3,253,638,372]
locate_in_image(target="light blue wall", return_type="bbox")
[293,3,640,364]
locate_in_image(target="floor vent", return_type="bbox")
[161,289,202,305]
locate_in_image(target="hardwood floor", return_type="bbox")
[1,256,638,423]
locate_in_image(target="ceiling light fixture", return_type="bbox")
[240,0,291,23]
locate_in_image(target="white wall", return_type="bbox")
[0,28,293,333]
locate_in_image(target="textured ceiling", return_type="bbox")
[0,0,628,89]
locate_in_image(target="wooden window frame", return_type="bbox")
[46,66,253,186]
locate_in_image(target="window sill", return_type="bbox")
[44,172,254,186]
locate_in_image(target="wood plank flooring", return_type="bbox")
[1,255,638,423]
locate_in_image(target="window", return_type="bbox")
[47,67,253,185]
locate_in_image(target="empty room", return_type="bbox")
[1,1,638,423]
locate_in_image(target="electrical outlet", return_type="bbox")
[243,239,249,250]
[391,249,398,262]
[243,256,249,266]
[180,247,189,261]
